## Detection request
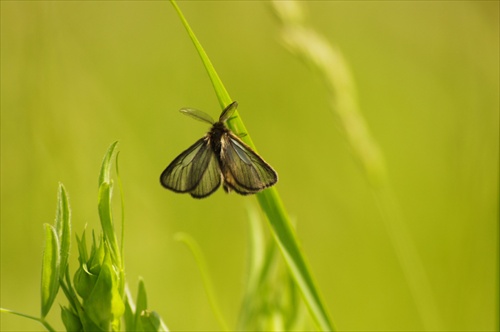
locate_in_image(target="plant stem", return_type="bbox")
[0,308,57,332]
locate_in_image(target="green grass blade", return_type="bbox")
[55,183,71,279]
[170,1,334,330]
[169,1,230,110]
[41,224,60,318]
[169,0,248,140]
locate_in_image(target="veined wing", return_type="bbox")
[220,132,278,194]
[160,137,214,193]
[190,151,222,198]
[222,171,260,195]
[180,108,215,125]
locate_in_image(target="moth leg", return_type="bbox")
[223,182,232,193]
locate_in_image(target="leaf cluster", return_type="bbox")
[1,142,168,332]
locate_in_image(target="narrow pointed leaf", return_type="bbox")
[61,305,83,332]
[134,278,148,331]
[76,230,89,265]
[55,183,71,277]
[123,286,137,331]
[98,181,121,269]
[97,142,123,276]
[140,310,169,332]
[41,224,61,317]
[98,141,119,186]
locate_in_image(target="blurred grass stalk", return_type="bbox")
[270,1,442,330]
[174,233,230,331]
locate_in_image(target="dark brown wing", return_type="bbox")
[220,132,278,195]
[160,137,219,195]
[189,151,221,198]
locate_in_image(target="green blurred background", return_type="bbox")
[1,1,498,331]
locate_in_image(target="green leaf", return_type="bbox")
[55,183,71,278]
[74,234,103,300]
[73,261,98,301]
[98,181,121,268]
[98,141,119,187]
[134,278,148,331]
[84,250,125,331]
[75,229,89,267]
[89,235,106,274]
[140,310,169,332]
[115,151,126,272]
[41,224,61,318]
[78,310,105,332]
[170,1,334,330]
[61,305,82,332]
[97,142,123,277]
[123,286,136,331]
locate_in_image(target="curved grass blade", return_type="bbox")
[41,224,60,318]
[169,2,334,330]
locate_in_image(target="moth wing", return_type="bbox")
[160,137,214,193]
[219,101,238,122]
[221,133,278,194]
[223,171,260,195]
[189,152,222,198]
[179,108,215,124]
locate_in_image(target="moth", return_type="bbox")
[160,101,278,198]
